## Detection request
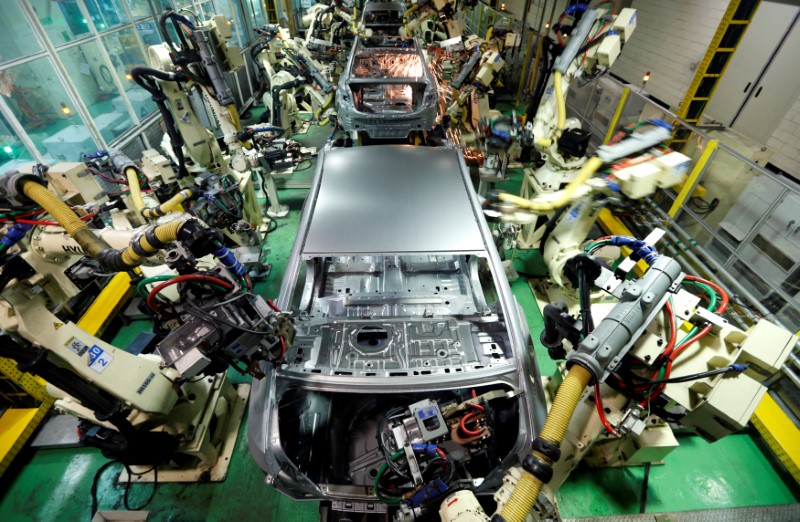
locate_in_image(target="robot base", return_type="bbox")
[118,380,251,483]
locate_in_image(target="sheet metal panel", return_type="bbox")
[302,145,485,255]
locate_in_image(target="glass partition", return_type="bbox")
[30,0,93,45]
[58,40,134,144]
[0,2,43,63]
[84,0,130,31]
[3,57,98,162]
[124,0,154,20]
[0,0,261,164]
[102,27,155,118]
[0,112,34,171]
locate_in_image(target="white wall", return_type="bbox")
[502,0,726,107]
[609,0,728,108]
[502,0,800,177]
[766,96,800,176]
[502,0,571,29]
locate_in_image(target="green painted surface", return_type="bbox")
[0,126,798,521]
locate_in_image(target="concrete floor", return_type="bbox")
[0,122,797,520]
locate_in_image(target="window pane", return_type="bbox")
[30,0,91,45]
[245,0,265,30]
[124,0,155,20]
[1,57,98,162]
[0,113,34,171]
[210,1,243,45]
[0,2,42,63]
[84,0,131,31]
[135,18,163,47]
[58,41,134,143]
[103,28,156,119]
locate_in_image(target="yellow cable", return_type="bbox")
[22,180,188,270]
[499,156,603,212]
[227,104,242,132]
[553,70,566,131]
[314,92,334,121]
[126,166,193,220]
[22,181,107,258]
[125,167,145,213]
[534,71,567,149]
[499,365,593,522]
[403,4,419,36]
[141,189,193,220]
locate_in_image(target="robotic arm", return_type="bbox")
[0,168,295,469]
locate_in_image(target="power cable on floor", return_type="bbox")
[639,462,651,513]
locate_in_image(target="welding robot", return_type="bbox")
[431,4,797,521]
[0,167,295,482]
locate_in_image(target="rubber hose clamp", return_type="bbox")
[532,437,561,462]
[522,454,554,484]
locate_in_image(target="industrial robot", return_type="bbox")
[130,10,291,226]
[420,4,799,521]
[251,24,337,136]
[0,167,295,482]
[401,0,478,45]
[301,0,355,53]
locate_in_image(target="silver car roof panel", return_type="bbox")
[302,145,486,255]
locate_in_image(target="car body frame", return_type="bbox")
[248,145,547,512]
[335,36,438,139]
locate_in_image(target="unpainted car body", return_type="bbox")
[248,145,547,515]
[361,1,406,35]
[336,36,438,139]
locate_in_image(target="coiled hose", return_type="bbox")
[21,180,187,271]
[499,365,593,522]
[124,166,193,220]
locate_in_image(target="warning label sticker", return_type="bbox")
[65,337,88,357]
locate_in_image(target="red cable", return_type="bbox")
[15,213,97,226]
[147,275,233,312]
[459,412,483,437]
[683,275,729,313]
[435,448,447,459]
[660,300,678,357]
[594,383,616,435]
[637,300,676,405]
[89,166,128,184]
[459,403,485,437]
[278,336,286,358]
[266,299,281,312]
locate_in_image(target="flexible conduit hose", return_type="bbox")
[22,181,108,259]
[403,4,419,36]
[124,167,193,220]
[21,180,186,271]
[499,365,593,522]
[314,92,334,121]
[496,156,603,212]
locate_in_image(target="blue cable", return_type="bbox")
[214,245,246,278]
[607,235,660,265]
[0,223,33,250]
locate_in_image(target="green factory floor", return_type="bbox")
[0,124,798,521]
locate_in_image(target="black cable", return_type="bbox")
[294,159,313,171]
[639,462,651,513]
[578,269,594,336]
[633,365,746,385]
[123,464,158,511]
[90,460,119,516]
